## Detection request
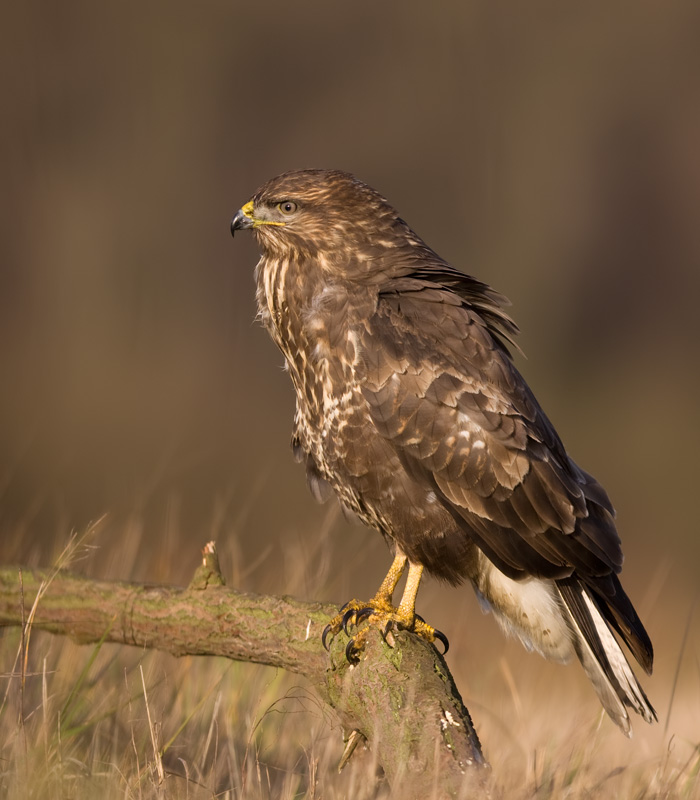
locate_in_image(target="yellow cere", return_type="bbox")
[242,200,286,228]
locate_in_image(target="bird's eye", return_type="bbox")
[277,201,298,215]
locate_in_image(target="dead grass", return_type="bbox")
[1,518,698,799]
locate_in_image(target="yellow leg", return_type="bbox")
[396,562,423,623]
[371,551,407,610]
[394,561,443,647]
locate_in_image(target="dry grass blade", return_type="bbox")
[140,663,165,786]
[0,518,106,725]
[664,593,697,739]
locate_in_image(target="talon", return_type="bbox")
[433,628,450,655]
[355,607,374,625]
[342,608,358,633]
[322,623,333,651]
[345,639,360,664]
[323,589,448,665]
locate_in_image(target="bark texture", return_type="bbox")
[0,554,487,798]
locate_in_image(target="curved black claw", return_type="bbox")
[345,638,361,665]
[433,628,450,655]
[322,623,333,651]
[355,607,374,625]
[342,608,358,634]
[381,619,395,638]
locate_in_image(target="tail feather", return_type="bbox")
[593,574,654,675]
[557,579,657,736]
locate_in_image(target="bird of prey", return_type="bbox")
[231,169,656,734]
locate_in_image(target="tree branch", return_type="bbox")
[0,545,487,798]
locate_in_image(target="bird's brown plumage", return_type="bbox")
[231,169,656,733]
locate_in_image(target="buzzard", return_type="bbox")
[231,169,655,734]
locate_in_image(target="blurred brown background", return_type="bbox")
[1,0,698,748]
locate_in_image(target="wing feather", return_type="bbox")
[358,279,623,582]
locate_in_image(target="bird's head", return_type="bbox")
[231,169,416,267]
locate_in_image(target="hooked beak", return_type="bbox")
[231,200,286,237]
[230,202,255,237]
